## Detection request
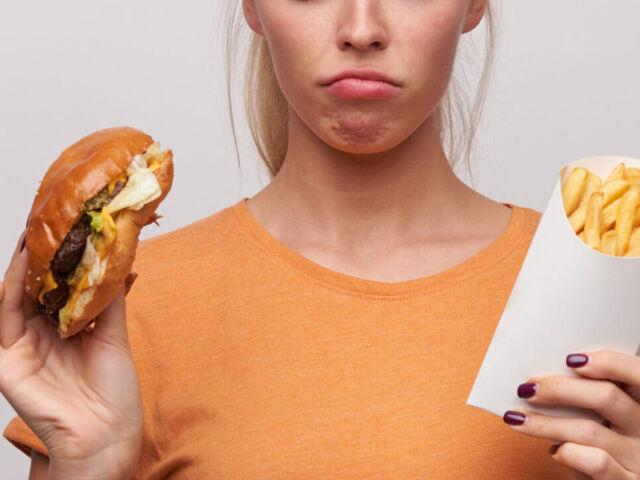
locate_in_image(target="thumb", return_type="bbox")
[89,287,130,348]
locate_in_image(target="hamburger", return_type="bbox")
[23,126,174,338]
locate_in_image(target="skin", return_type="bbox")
[243,0,512,283]
[0,233,141,479]
[28,452,48,480]
[242,0,640,478]
[0,1,638,478]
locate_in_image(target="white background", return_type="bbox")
[1,1,639,475]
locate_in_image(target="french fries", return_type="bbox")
[562,167,588,216]
[605,163,625,183]
[567,173,601,232]
[562,162,640,257]
[626,228,640,257]
[584,192,603,250]
[615,186,640,256]
[601,231,617,256]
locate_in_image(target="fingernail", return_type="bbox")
[566,353,589,368]
[517,382,538,399]
[20,235,27,252]
[503,410,527,425]
[549,443,562,455]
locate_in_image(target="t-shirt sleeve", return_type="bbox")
[3,415,48,458]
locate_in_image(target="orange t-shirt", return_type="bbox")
[4,198,575,479]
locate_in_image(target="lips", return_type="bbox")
[321,67,402,100]
[327,79,399,99]
[320,67,402,87]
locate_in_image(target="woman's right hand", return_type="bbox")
[0,231,143,479]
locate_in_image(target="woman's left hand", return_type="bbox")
[502,349,640,479]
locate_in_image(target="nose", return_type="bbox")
[336,0,389,52]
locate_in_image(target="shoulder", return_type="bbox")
[130,199,252,277]
[511,204,542,233]
[125,199,250,307]
[502,203,542,258]
[134,201,240,268]
[121,200,252,360]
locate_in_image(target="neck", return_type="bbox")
[251,106,491,248]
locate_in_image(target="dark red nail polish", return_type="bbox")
[549,443,562,455]
[20,235,27,252]
[567,353,588,368]
[517,383,538,398]
[503,410,526,425]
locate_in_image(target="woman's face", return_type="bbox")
[243,0,486,154]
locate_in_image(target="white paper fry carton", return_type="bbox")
[467,155,640,424]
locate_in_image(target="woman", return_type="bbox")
[2,0,640,478]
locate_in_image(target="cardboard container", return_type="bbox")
[467,156,640,425]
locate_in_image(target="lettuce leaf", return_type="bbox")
[86,211,104,232]
[104,166,161,215]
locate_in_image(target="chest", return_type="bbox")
[152,338,482,478]
[139,301,560,479]
[145,332,571,480]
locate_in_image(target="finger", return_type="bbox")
[0,231,29,349]
[21,292,38,320]
[503,409,640,472]
[567,350,640,389]
[550,442,636,480]
[90,287,130,349]
[519,374,640,434]
[124,271,137,296]
[620,383,640,406]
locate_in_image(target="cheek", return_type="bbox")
[269,43,313,107]
[405,15,464,103]
[259,14,324,109]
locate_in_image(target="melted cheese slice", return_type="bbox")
[108,172,127,195]
[60,271,90,330]
[99,207,117,253]
[38,270,59,304]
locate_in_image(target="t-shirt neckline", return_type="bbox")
[229,197,524,298]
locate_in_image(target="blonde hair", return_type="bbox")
[223,1,498,180]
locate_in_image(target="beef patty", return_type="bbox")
[38,213,92,317]
[37,180,126,321]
